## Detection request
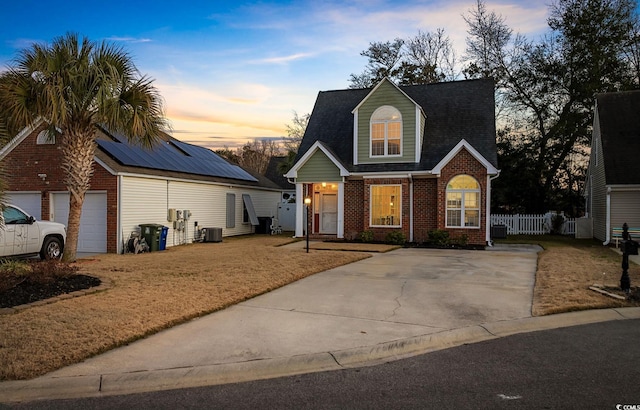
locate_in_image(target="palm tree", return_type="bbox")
[0,33,168,261]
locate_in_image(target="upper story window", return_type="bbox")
[446,175,480,228]
[36,130,55,145]
[370,105,401,157]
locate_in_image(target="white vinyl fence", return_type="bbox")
[491,213,575,235]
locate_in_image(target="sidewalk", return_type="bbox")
[1,244,639,403]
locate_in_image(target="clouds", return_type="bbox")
[0,0,551,150]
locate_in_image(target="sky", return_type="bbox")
[0,1,550,151]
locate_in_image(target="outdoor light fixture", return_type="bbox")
[304,197,311,253]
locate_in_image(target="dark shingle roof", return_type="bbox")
[264,156,294,189]
[297,78,497,172]
[597,90,640,185]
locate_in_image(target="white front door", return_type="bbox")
[320,193,337,234]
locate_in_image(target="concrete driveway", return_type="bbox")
[4,243,563,401]
[47,245,538,375]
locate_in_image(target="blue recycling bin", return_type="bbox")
[159,226,169,251]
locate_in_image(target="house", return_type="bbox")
[0,124,283,254]
[583,90,640,244]
[285,78,499,245]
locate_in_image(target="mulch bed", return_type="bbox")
[0,275,101,308]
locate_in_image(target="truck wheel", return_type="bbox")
[40,237,63,260]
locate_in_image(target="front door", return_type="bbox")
[320,193,337,234]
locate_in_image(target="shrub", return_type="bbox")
[428,229,450,247]
[450,234,468,247]
[360,230,374,243]
[0,259,79,292]
[385,231,406,245]
[28,260,80,284]
[0,259,32,292]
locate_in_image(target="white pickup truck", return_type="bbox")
[1,204,66,260]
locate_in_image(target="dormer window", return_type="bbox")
[370,105,401,157]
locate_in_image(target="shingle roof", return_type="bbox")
[264,156,294,189]
[296,78,497,172]
[597,90,640,185]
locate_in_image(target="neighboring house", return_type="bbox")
[584,90,640,244]
[0,124,282,254]
[264,156,296,231]
[285,78,499,245]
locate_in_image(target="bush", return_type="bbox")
[0,259,32,292]
[360,230,374,243]
[385,231,406,245]
[0,259,79,292]
[427,229,450,247]
[450,234,468,247]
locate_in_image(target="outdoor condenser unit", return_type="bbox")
[203,227,222,243]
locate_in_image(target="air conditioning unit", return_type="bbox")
[203,227,222,243]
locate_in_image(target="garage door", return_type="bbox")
[52,192,107,253]
[5,192,41,219]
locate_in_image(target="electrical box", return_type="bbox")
[167,208,177,222]
[183,210,191,220]
[176,209,183,220]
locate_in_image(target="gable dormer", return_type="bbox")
[352,78,425,165]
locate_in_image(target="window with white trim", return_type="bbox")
[370,106,401,157]
[446,175,480,228]
[370,185,401,227]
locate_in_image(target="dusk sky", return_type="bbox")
[0,1,550,150]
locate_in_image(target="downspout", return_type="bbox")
[486,173,500,246]
[603,187,611,245]
[408,173,413,243]
[117,175,123,254]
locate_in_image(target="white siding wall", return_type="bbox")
[120,177,169,244]
[611,190,640,231]
[120,175,281,250]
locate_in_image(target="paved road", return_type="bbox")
[5,319,639,409]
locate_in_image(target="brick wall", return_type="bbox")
[413,178,438,242]
[340,150,488,245]
[344,179,364,240]
[436,148,488,245]
[3,126,119,252]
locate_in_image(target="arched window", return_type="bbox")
[370,105,401,157]
[446,175,480,228]
[36,130,55,145]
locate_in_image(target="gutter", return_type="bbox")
[603,187,611,245]
[408,173,413,242]
[486,172,501,246]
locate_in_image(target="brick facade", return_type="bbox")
[436,149,488,245]
[326,148,489,245]
[3,126,119,253]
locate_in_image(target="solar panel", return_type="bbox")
[97,133,258,182]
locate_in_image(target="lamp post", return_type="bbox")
[304,197,311,253]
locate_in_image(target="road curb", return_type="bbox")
[1,307,639,403]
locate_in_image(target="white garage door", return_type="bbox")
[52,192,107,253]
[5,192,41,219]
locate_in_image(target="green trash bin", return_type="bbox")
[139,223,164,252]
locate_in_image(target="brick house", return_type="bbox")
[285,78,499,245]
[0,124,282,254]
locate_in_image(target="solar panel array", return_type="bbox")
[97,132,258,182]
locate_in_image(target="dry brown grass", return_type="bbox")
[530,238,640,315]
[0,235,369,381]
[1,234,639,381]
